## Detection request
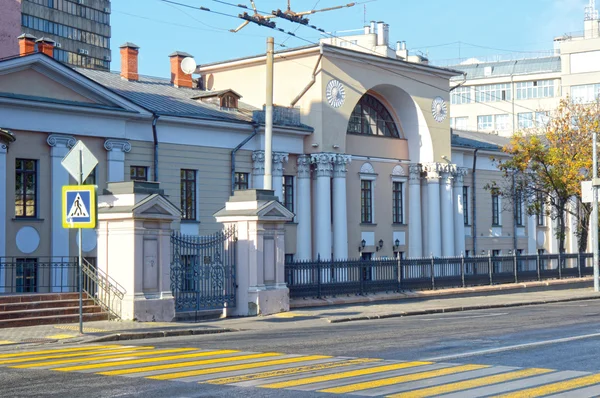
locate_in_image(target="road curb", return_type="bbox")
[327,294,600,323]
[86,327,238,343]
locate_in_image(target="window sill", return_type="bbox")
[12,218,44,222]
[392,223,406,226]
[492,224,502,228]
[181,220,200,224]
[360,223,377,226]
[285,221,298,225]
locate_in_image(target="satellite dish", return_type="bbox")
[180,57,197,75]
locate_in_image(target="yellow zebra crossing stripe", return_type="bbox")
[260,361,433,389]
[95,352,284,376]
[0,341,16,345]
[146,355,331,380]
[320,364,489,394]
[0,346,153,365]
[204,358,382,385]
[388,368,553,398]
[494,373,600,397]
[12,347,198,369]
[0,345,121,359]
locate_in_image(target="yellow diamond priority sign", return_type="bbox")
[62,185,96,229]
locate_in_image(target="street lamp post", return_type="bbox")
[593,131,599,292]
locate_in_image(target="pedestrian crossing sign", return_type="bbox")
[62,185,96,228]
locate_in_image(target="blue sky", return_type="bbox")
[111,0,589,77]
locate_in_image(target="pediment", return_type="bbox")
[0,54,147,114]
[133,194,181,219]
[257,201,295,220]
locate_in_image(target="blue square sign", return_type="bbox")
[62,185,96,228]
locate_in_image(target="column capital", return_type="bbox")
[104,139,131,153]
[408,164,422,184]
[252,150,265,175]
[311,153,335,178]
[333,154,352,178]
[454,167,468,185]
[47,133,76,149]
[423,163,443,182]
[271,152,289,177]
[297,154,311,179]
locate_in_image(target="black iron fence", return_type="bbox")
[0,257,80,294]
[285,252,594,299]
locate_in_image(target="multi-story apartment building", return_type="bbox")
[448,0,600,136]
[0,0,111,70]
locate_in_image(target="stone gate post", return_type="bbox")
[215,189,294,316]
[96,182,180,321]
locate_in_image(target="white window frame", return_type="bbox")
[516,80,555,100]
[571,84,600,104]
[518,112,534,129]
[451,117,469,130]
[451,86,471,105]
[495,114,510,131]
[477,115,494,131]
[360,164,378,224]
[391,176,407,224]
[475,83,512,103]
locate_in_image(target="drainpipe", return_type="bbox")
[231,124,258,195]
[472,148,479,254]
[152,114,160,182]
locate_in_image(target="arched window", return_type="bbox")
[347,94,400,138]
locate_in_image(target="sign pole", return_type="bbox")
[594,131,599,292]
[78,147,83,335]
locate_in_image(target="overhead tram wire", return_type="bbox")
[156,0,560,123]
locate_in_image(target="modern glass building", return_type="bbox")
[20,0,111,70]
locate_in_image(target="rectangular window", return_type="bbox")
[515,190,523,226]
[130,166,148,181]
[477,115,494,131]
[495,114,510,131]
[282,175,294,213]
[16,258,37,293]
[571,84,600,104]
[285,254,294,264]
[475,83,512,103]
[392,181,403,224]
[451,86,471,105]
[15,159,37,218]
[234,172,249,191]
[463,186,469,225]
[535,111,549,128]
[361,180,373,224]
[516,80,554,100]
[451,116,468,130]
[518,112,534,129]
[492,193,500,226]
[180,169,197,221]
[537,193,546,226]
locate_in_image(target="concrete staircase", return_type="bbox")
[0,293,109,328]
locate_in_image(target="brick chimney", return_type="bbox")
[169,51,193,88]
[36,37,55,57]
[120,42,140,81]
[18,34,37,56]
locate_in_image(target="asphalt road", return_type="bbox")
[2,300,600,397]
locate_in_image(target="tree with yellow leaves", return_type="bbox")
[490,99,600,254]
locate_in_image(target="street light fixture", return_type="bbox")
[376,239,384,251]
[359,239,366,252]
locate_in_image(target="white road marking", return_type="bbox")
[424,331,600,361]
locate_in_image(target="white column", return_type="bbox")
[296,155,312,260]
[425,163,442,257]
[528,214,537,255]
[333,154,351,260]
[252,150,265,190]
[311,153,334,260]
[104,139,131,182]
[568,200,578,253]
[454,168,467,256]
[440,166,455,257]
[271,152,289,202]
[408,164,422,258]
[48,134,75,292]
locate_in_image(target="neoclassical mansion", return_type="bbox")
[0,34,572,281]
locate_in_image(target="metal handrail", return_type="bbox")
[81,258,126,320]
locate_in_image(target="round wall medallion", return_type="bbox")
[326,79,346,108]
[431,96,448,123]
[76,229,97,253]
[16,226,40,254]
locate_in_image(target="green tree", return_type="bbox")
[489,99,600,254]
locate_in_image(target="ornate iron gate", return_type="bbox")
[170,226,237,312]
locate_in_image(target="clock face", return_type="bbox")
[326,79,346,108]
[431,96,448,123]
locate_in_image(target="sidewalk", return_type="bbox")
[0,278,598,349]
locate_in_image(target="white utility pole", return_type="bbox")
[264,37,274,190]
[593,131,599,292]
